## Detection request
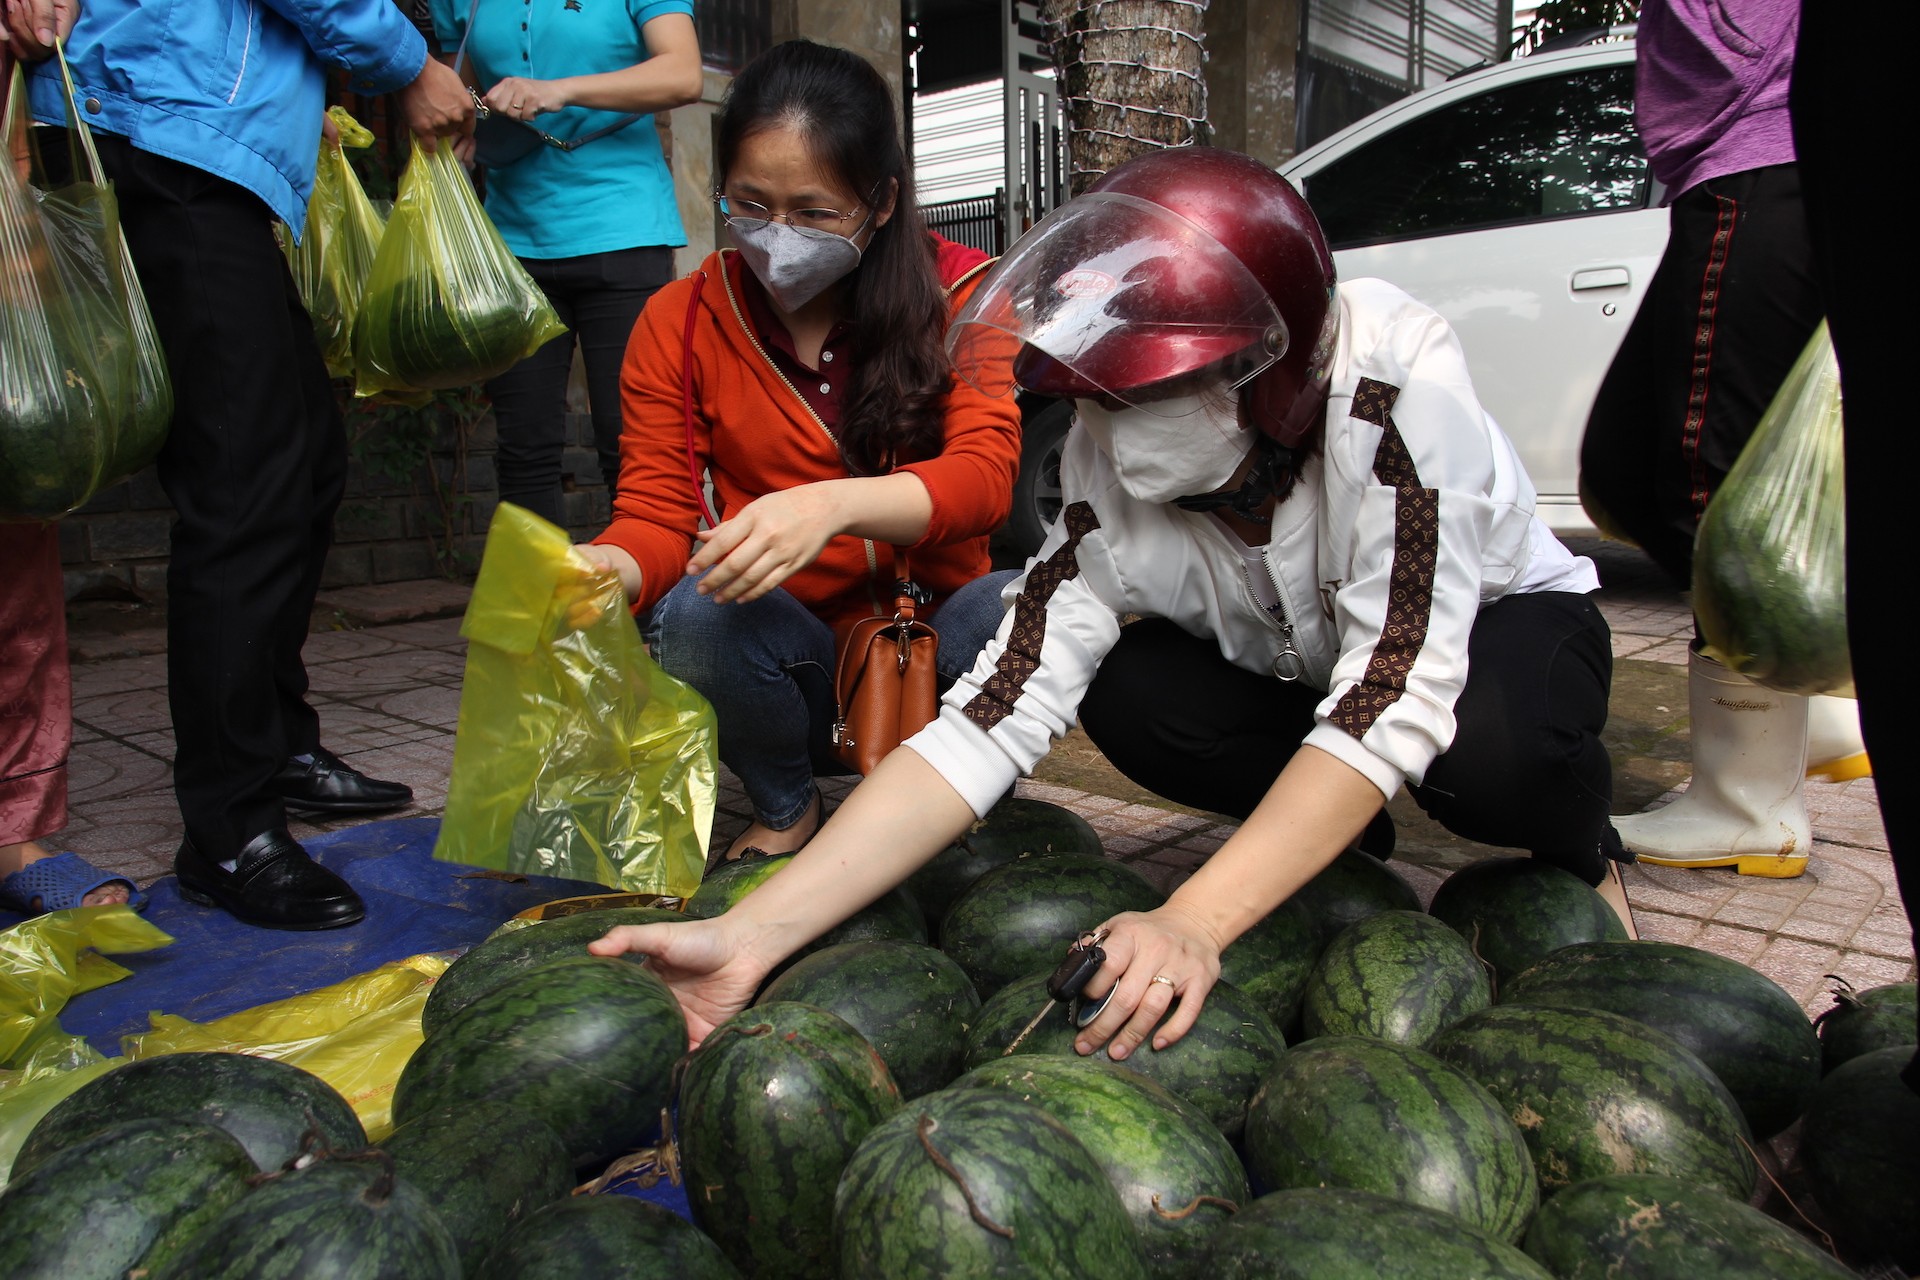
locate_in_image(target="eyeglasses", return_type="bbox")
[712,194,869,234]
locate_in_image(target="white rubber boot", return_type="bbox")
[1806,694,1872,782]
[1616,651,1812,878]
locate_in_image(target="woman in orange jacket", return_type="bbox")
[578,39,1021,860]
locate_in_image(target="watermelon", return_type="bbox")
[834,1087,1149,1279]
[1502,940,1819,1138]
[380,1102,573,1274]
[421,905,688,1036]
[678,1001,901,1279]
[1191,1187,1554,1279]
[1217,896,1321,1030]
[682,852,927,954]
[755,940,981,1098]
[472,1195,742,1279]
[0,1118,254,1280]
[392,954,686,1167]
[682,854,788,919]
[1244,1036,1538,1242]
[151,1153,460,1279]
[1428,857,1626,990]
[1301,910,1492,1048]
[939,852,1162,999]
[15,1051,365,1178]
[961,969,1284,1139]
[1522,1173,1857,1279]
[951,1054,1249,1275]
[907,797,1106,937]
[1815,980,1918,1075]
[1290,849,1421,946]
[1432,1004,1757,1197]
[1798,1044,1920,1270]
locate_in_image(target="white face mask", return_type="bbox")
[1075,392,1256,505]
[730,215,872,311]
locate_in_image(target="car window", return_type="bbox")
[1301,64,1649,248]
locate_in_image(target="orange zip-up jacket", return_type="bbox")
[594,245,1020,634]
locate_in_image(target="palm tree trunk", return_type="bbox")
[1039,0,1211,195]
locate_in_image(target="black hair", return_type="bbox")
[716,39,950,476]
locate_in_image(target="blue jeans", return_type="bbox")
[644,568,1020,830]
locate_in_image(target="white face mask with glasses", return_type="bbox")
[716,194,878,312]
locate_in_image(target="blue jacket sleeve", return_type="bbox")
[259,0,429,95]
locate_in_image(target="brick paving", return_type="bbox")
[51,538,1914,1019]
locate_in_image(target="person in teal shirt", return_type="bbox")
[431,0,702,527]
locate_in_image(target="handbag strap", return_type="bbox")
[452,0,642,149]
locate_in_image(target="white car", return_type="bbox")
[1001,32,1663,557]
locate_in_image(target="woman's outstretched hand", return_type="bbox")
[1073,902,1227,1062]
[687,485,840,604]
[588,917,769,1050]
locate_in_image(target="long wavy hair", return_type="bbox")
[716,40,951,475]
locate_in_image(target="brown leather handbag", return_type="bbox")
[831,550,940,775]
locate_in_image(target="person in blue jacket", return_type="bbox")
[9,0,472,930]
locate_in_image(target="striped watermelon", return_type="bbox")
[1290,850,1421,947]
[1218,896,1321,1031]
[1523,1173,1857,1279]
[682,851,926,955]
[379,1102,573,1274]
[1428,857,1626,990]
[150,1154,460,1279]
[908,797,1106,939]
[678,1001,901,1279]
[1432,1004,1757,1197]
[939,852,1162,999]
[472,1195,742,1279]
[16,1052,365,1178]
[392,954,686,1167]
[1815,980,1918,1075]
[755,939,981,1098]
[834,1087,1149,1279]
[0,1118,254,1280]
[960,969,1284,1139]
[1502,940,1819,1138]
[1243,1036,1538,1242]
[1301,910,1492,1048]
[1798,1045,1920,1270]
[950,1054,1249,1275]
[1191,1187,1554,1279]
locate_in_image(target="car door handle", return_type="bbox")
[1571,267,1631,291]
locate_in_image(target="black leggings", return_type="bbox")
[1077,593,1616,883]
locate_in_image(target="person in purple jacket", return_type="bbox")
[1580,0,1859,880]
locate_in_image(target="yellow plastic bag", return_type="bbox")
[435,503,715,897]
[121,953,450,1142]
[351,139,566,397]
[1,904,172,1068]
[1695,322,1852,697]
[0,53,172,519]
[283,108,385,381]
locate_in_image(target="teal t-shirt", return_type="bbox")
[431,0,692,259]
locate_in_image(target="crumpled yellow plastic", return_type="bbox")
[0,904,172,1068]
[120,953,452,1142]
[434,503,715,898]
[282,107,386,380]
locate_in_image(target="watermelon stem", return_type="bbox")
[1737,1132,1838,1256]
[1150,1193,1240,1221]
[915,1114,1015,1239]
[1468,923,1500,1002]
[574,1108,682,1196]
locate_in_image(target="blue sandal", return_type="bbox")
[0,851,148,916]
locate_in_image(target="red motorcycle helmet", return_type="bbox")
[949,147,1338,447]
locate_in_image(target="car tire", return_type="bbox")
[1004,397,1072,562]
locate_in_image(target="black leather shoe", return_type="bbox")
[174,829,366,930]
[273,746,413,815]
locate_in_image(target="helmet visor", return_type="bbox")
[948,192,1288,413]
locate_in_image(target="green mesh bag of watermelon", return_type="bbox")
[281,108,386,382]
[351,138,565,397]
[1694,322,1851,697]
[0,56,171,520]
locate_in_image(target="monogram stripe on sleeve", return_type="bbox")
[962,501,1100,733]
[1326,378,1441,740]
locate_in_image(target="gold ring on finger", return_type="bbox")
[1151,974,1175,988]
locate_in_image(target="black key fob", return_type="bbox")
[1045,940,1106,1004]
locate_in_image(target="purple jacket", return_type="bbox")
[1635,0,1799,200]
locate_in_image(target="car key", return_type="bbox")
[1002,927,1108,1055]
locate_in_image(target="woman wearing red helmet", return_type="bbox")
[591,147,1626,1059]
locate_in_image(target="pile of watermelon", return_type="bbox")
[4,796,1914,1278]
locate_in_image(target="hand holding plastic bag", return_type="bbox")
[352,139,566,397]
[283,108,385,381]
[434,504,715,897]
[1694,321,1851,696]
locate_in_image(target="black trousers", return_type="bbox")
[95,135,341,857]
[1579,164,1824,589]
[484,246,674,526]
[1793,5,1919,1080]
[1077,593,1616,883]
